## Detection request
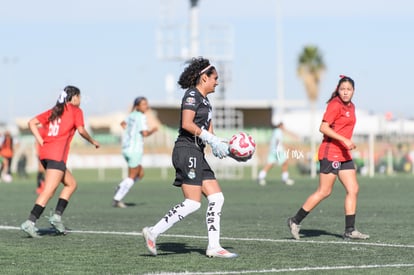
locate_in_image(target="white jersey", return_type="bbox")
[269,128,284,153]
[122,111,148,154]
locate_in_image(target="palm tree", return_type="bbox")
[297,45,326,177]
[297,45,325,102]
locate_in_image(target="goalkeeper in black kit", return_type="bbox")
[142,57,240,258]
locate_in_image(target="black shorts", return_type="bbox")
[172,145,215,187]
[319,158,355,175]
[40,159,66,172]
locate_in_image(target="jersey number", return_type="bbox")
[48,119,61,136]
[188,157,197,168]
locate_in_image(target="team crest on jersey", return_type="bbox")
[184,97,196,106]
[332,161,341,169]
[188,168,196,179]
[345,111,350,117]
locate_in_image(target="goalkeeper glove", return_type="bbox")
[199,129,229,159]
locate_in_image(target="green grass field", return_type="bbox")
[1,168,413,274]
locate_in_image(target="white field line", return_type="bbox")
[143,264,414,275]
[2,225,414,249]
[3,225,414,274]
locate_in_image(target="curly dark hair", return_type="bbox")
[327,75,355,103]
[177,57,216,89]
[48,85,81,122]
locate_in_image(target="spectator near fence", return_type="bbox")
[0,130,14,182]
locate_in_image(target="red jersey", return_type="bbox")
[35,126,48,155]
[318,96,356,161]
[0,134,13,158]
[36,104,85,163]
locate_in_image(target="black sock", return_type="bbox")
[293,208,309,224]
[28,204,45,223]
[345,214,356,232]
[55,198,69,216]
[36,172,45,187]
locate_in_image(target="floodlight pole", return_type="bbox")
[189,0,200,57]
[2,56,18,125]
[275,0,285,121]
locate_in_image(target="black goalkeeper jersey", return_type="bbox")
[176,88,212,149]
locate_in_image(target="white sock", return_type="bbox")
[151,199,201,237]
[282,171,289,182]
[113,178,135,201]
[206,192,224,249]
[258,170,267,180]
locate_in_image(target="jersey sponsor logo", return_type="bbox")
[184,97,196,106]
[332,161,341,169]
[188,168,196,179]
[202,99,209,106]
[189,91,196,96]
[345,111,350,117]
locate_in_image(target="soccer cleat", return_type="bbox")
[287,217,301,240]
[49,213,66,235]
[284,179,295,186]
[112,200,127,208]
[2,173,12,183]
[21,220,41,238]
[257,178,266,186]
[206,247,238,258]
[142,227,157,256]
[343,229,370,240]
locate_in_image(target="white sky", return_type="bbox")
[1,0,413,124]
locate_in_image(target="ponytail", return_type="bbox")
[48,85,81,121]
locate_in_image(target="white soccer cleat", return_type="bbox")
[287,217,300,240]
[112,200,127,208]
[142,227,157,256]
[284,179,295,186]
[206,247,238,258]
[343,229,370,240]
[2,174,12,183]
[257,178,266,186]
[48,213,67,235]
[21,220,41,238]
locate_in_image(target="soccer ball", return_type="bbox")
[229,132,256,160]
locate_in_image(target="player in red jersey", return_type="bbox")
[21,86,100,238]
[287,75,369,240]
[0,130,14,182]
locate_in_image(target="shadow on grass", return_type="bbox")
[158,242,205,255]
[37,227,60,236]
[141,242,227,257]
[124,202,144,207]
[299,229,343,239]
[111,202,145,209]
[20,227,65,238]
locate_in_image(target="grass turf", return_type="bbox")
[0,168,413,274]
